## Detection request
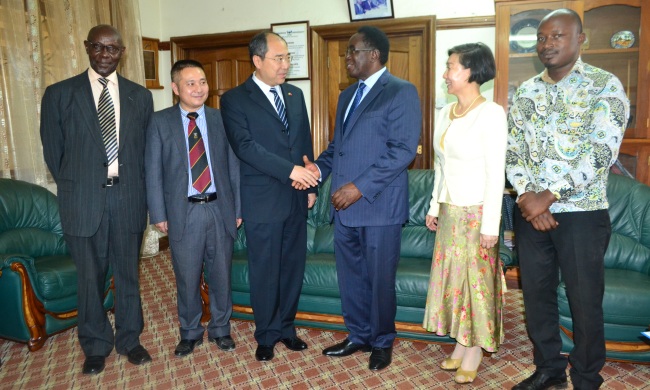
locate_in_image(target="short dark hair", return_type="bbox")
[447,43,496,85]
[171,59,204,83]
[249,31,287,64]
[357,26,389,65]
[541,8,583,34]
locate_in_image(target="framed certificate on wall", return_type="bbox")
[271,21,310,80]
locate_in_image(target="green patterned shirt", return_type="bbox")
[506,59,629,213]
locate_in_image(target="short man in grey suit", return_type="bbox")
[145,60,241,357]
[40,25,153,375]
[302,26,421,371]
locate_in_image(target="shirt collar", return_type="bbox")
[88,67,118,85]
[540,57,585,84]
[179,104,206,119]
[359,66,387,91]
[252,72,282,94]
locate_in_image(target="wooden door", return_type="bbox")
[313,17,435,169]
[191,46,252,108]
[170,30,261,108]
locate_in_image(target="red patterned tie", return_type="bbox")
[187,112,211,193]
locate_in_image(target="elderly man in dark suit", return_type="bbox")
[303,26,421,371]
[40,25,153,375]
[145,59,241,358]
[220,31,318,362]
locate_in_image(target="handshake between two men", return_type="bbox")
[291,156,363,211]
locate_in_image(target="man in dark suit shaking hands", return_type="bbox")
[220,31,318,362]
[303,26,421,370]
[40,25,153,375]
[145,60,242,358]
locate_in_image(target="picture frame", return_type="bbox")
[271,21,310,80]
[142,37,163,89]
[348,0,394,22]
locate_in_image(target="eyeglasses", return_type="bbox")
[86,41,123,55]
[345,48,375,56]
[264,55,292,64]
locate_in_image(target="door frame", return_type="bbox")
[311,16,436,168]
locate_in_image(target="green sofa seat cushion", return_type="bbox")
[558,268,650,329]
[33,255,77,300]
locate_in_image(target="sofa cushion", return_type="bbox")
[0,228,68,259]
[558,269,650,328]
[33,255,78,300]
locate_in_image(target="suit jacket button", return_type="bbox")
[102,184,106,188]
[339,152,344,156]
[103,163,108,167]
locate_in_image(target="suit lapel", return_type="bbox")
[117,75,135,154]
[282,85,299,144]
[169,105,189,170]
[245,77,284,126]
[73,74,105,151]
[342,71,390,141]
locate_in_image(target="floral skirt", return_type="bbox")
[422,203,505,352]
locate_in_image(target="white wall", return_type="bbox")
[138,0,497,111]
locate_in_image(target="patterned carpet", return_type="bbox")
[1,250,649,389]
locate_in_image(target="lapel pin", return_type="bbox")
[288,92,292,96]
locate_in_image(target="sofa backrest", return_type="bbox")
[0,178,68,258]
[605,173,650,275]
[305,169,435,259]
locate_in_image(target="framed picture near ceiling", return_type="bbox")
[271,21,310,80]
[348,0,394,22]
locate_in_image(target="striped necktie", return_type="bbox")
[98,78,118,165]
[270,87,289,132]
[187,112,212,193]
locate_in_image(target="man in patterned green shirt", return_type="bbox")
[506,8,629,390]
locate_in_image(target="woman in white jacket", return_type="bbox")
[423,42,507,384]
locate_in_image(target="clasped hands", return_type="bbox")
[517,190,559,232]
[292,155,362,211]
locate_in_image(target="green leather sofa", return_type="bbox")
[556,173,650,363]
[0,178,114,351]
[202,169,515,342]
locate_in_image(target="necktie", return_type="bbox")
[187,112,212,193]
[342,82,366,133]
[98,78,118,165]
[270,87,289,132]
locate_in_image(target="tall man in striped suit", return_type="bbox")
[40,25,153,375]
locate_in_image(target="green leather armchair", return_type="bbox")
[0,178,114,351]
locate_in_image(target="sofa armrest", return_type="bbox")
[1,254,44,301]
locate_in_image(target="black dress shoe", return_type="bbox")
[280,337,308,351]
[512,371,568,390]
[82,356,106,375]
[174,338,203,357]
[209,335,236,351]
[322,338,372,357]
[255,345,275,361]
[368,347,392,370]
[123,345,152,365]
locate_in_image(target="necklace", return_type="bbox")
[452,94,482,118]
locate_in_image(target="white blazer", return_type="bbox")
[427,101,507,236]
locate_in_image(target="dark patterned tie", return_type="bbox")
[98,78,117,165]
[187,112,211,193]
[270,87,289,132]
[342,82,366,134]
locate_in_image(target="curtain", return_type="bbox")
[0,0,159,256]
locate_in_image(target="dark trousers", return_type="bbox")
[334,213,402,348]
[64,185,144,357]
[514,207,610,390]
[169,201,233,340]
[245,192,306,345]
